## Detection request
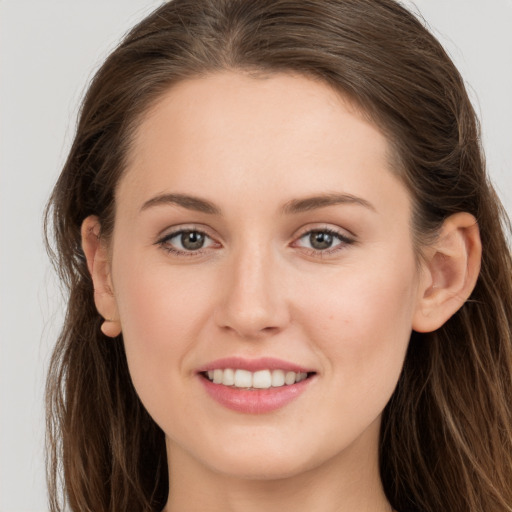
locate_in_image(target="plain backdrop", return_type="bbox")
[1,1,511,510]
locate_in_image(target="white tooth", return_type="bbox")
[296,372,307,383]
[253,370,272,389]
[271,369,285,387]
[234,369,252,388]
[222,368,235,386]
[207,370,214,380]
[285,371,297,385]
[213,369,223,384]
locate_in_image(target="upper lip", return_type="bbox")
[196,357,315,374]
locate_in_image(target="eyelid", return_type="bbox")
[155,224,222,256]
[153,223,355,258]
[291,225,356,255]
[293,223,355,241]
[155,222,215,239]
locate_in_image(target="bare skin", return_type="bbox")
[82,71,481,512]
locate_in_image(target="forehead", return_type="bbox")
[118,71,407,218]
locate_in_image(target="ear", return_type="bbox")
[81,215,122,337]
[413,212,481,333]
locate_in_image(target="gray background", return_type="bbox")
[1,1,511,510]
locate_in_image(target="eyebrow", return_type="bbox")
[140,193,221,215]
[140,191,375,216]
[282,193,376,214]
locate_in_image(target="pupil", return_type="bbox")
[310,232,333,250]
[181,231,205,250]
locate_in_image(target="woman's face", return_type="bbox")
[108,71,426,479]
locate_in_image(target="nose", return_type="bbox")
[214,243,290,339]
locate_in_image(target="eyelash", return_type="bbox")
[156,228,217,257]
[293,228,355,256]
[155,227,355,257]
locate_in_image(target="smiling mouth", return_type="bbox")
[201,369,315,389]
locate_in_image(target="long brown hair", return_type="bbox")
[45,1,512,510]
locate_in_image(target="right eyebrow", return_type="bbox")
[140,193,221,215]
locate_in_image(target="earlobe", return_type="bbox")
[412,212,481,333]
[81,215,122,338]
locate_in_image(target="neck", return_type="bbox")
[163,419,392,512]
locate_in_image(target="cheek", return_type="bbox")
[114,248,217,334]
[111,257,217,406]
[300,253,418,394]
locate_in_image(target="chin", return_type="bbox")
[206,452,317,481]
[166,426,323,481]
[196,428,347,481]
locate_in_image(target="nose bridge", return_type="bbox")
[216,238,288,337]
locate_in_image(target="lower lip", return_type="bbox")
[200,375,314,414]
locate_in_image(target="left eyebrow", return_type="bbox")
[281,193,376,214]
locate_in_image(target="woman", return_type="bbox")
[45,0,512,511]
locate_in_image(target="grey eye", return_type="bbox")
[309,231,334,250]
[295,229,353,253]
[160,229,215,253]
[177,231,206,250]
